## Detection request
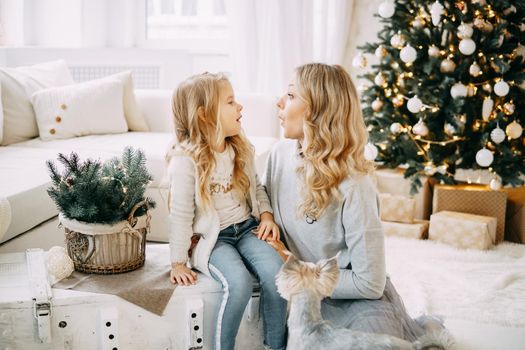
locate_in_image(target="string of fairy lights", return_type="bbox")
[354,0,524,189]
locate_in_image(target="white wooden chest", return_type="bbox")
[0,249,265,350]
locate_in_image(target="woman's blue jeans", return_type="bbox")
[208,216,287,350]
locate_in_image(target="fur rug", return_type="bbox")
[385,237,525,327]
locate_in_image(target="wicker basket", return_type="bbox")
[60,201,150,274]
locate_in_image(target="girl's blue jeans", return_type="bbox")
[208,216,287,350]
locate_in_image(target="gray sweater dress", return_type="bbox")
[263,140,430,341]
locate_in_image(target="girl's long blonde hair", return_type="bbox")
[295,63,373,219]
[169,72,253,209]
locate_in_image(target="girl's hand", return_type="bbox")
[170,262,197,286]
[254,212,280,241]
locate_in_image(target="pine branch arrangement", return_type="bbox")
[356,0,525,193]
[47,147,156,224]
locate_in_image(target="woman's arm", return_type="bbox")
[168,155,197,264]
[332,176,387,300]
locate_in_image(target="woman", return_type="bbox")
[264,63,449,342]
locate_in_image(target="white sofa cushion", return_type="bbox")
[0,60,75,145]
[31,79,128,140]
[101,71,149,132]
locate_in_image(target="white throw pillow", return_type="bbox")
[31,79,128,141]
[0,60,75,145]
[101,71,149,131]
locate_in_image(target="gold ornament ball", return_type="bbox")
[392,95,404,107]
[371,98,384,112]
[440,59,456,73]
[506,121,523,139]
[428,45,440,57]
[469,62,481,77]
[503,102,515,115]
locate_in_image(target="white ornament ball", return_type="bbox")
[374,73,386,86]
[390,34,406,49]
[437,165,448,175]
[428,45,440,57]
[444,123,456,136]
[375,45,387,58]
[489,178,502,191]
[440,59,456,73]
[459,38,476,55]
[413,17,425,29]
[413,119,429,136]
[407,96,423,113]
[372,98,384,112]
[490,126,506,144]
[494,81,510,97]
[457,23,474,39]
[352,53,368,69]
[450,83,468,98]
[469,62,481,77]
[364,143,379,161]
[378,1,395,18]
[506,120,523,139]
[400,45,417,63]
[390,122,403,134]
[475,148,494,167]
[424,165,436,175]
[46,246,74,285]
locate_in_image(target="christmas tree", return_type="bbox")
[357,0,525,193]
[47,147,156,224]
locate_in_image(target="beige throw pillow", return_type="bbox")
[0,60,75,145]
[101,71,149,131]
[31,79,128,141]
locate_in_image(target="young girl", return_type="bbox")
[167,72,287,350]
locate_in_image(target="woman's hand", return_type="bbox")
[170,262,197,286]
[254,212,280,241]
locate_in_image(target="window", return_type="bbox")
[144,0,229,52]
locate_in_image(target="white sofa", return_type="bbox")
[0,89,280,253]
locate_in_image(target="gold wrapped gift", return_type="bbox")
[432,184,507,243]
[373,168,432,220]
[379,193,416,223]
[503,186,525,244]
[381,220,429,239]
[429,211,497,250]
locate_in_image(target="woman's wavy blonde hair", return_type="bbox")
[168,72,253,209]
[295,63,374,219]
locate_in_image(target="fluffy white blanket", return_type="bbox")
[385,236,525,327]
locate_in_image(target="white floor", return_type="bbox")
[445,319,525,350]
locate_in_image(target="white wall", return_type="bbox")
[0,0,383,88]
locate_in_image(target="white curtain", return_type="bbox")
[225,0,353,95]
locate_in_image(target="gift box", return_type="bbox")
[503,186,525,244]
[379,193,416,223]
[373,168,432,220]
[381,220,429,239]
[429,211,497,250]
[432,184,507,243]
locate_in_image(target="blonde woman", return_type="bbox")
[264,63,448,341]
[167,72,287,350]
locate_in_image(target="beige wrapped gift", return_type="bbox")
[379,193,416,223]
[382,220,429,239]
[373,168,432,220]
[432,184,507,243]
[429,211,497,250]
